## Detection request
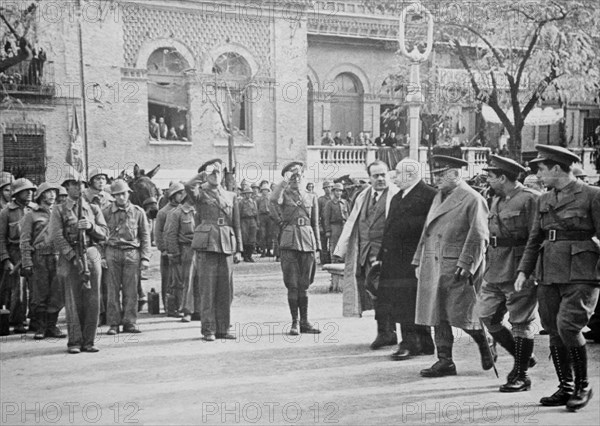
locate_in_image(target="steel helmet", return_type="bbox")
[88,167,109,183]
[11,178,37,195]
[61,169,85,186]
[110,179,132,195]
[167,182,185,198]
[0,172,14,190]
[34,182,59,202]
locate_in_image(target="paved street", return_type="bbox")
[1,249,599,425]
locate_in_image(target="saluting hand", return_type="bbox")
[514,272,527,292]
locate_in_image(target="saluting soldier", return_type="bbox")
[257,182,276,258]
[0,178,37,334]
[165,193,198,322]
[49,171,108,353]
[516,145,600,411]
[102,180,151,335]
[239,184,259,262]
[322,183,348,259]
[317,181,332,265]
[0,172,13,211]
[20,182,65,340]
[185,159,243,341]
[476,155,540,392]
[270,161,321,335]
[155,183,185,315]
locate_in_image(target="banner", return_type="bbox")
[67,105,85,173]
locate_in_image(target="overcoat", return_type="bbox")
[334,184,399,317]
[412,180,489,329]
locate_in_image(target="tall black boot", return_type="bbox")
[540,345,574,406]
[298,297,320,334]
[45,312,66,338]
[288,298,299,336]
[500,337,533,392]
[34,311,47,340]
[245,245,255,262]
[466,329,497,371]
[567,345,593,411]
[490,328,537,380]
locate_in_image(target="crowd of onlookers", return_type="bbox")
[320,130,415,147]
[148,116,188,142]
[0,39,47,87]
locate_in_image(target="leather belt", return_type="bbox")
[204,218,230,226]
[490,235,527,248]
[295,217,310,226]
[544,230,595,242]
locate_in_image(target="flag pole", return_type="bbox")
[77,0,89,177]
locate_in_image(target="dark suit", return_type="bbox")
[378,180,436,354]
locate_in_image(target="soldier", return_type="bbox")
[412,155,494,377]
[165,193,197,322]
[251,182,260,200]
[56,186,68,205]
[0,172,13,211]
[476,155,540,392]
[49,171,108,353]
[0,178,37,334]
[317,181,332,265]
[155,183,185,314]
[20,182,65,340]
[515,145,600,411]
[102,179,151,335]
[185,159,243,341]
[240,184,258,262]
[323,183,348,260]
[270,161,321,335]
[257,182,277,258]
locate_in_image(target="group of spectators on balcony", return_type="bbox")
[0,38,46,87]
[148,116,188,142]
[320,130,414,148]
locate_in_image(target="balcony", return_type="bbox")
[0,59,55,99]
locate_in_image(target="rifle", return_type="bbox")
[77,194,91,289]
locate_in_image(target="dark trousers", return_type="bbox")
[197,251,233,335]
[160,254,170,310]
[171,244,198,314]
[280,249,315,300]
[319,231,330,264]
[538,283,600,347]
[0,246,27,325]
[105,247,140,327]
[30,253,63,315]
[60,246,101,348]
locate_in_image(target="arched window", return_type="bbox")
[212,52,252,136]
[330,72,363,142]
[147,48,190,142]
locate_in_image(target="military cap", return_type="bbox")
[529,144,580,167]
[0,172,14,189]
[198,159,223,174]
[61,169,85,186]
[322,180,332,189]
[11,178,37,195]
[281,161,304,177]
[365,262,381,299]
[430,155,469,174]
[483,154,526,176]
[87,167,108,183]
[331,183,344,191]
[259,182,271,191]
[58,186,68,197]
[572,165,587,178]
[167,182,185,198]
[110,179,132,195]
[34,182,59,202]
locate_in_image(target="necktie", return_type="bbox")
[372,191,378,205]
[399,190,405,199]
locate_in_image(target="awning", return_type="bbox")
[482,105,563,126]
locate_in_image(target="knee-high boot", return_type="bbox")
[540,345,574,406]
[567,345,593,411]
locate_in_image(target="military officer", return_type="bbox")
[102,179,151,335]
[155,182,185,314]
[322,183,348,259]
[257,182,277,258]
[0,172,13,211]
[165,193,197,322]
[317,181,332,265]
[516,145,600,411]
[20,182,65,340]
[240,184,259,262]
[476,155,539,392]
[0,178,36,333]
[49,170,108,353]
[185,159,243,341]
[270,161,321,335]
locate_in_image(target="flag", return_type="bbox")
[67,105,85,173]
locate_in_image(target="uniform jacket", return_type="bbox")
[240,197,258,245]
[323,198,348,246]
[185,177,243,255]
[270,183,320,252]
[83,188,114,210]
[412,180,489,328]
[334,184,399,317]
[318,195,331,233]
[20,204,57,268]
[485,183,539,283]
[0,201,36,263]
[49,197,108,262]
[102,202,151,261]
[165,202,195,258]
[155,202,178,252]
[257,195,273,215]
[518,179,600,285]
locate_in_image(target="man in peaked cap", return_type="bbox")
[0,178,36,334]
[0,172,14,211]
[271,161,321,335]
[20,182,64,340]
[185,159,243,341]
[412,154,495,377]
[155,182,185,315]
[318,180,333,265]
[49,170,108,353]
[239,184,258,262]
[475,155,540,392]
[516,145,600,411]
